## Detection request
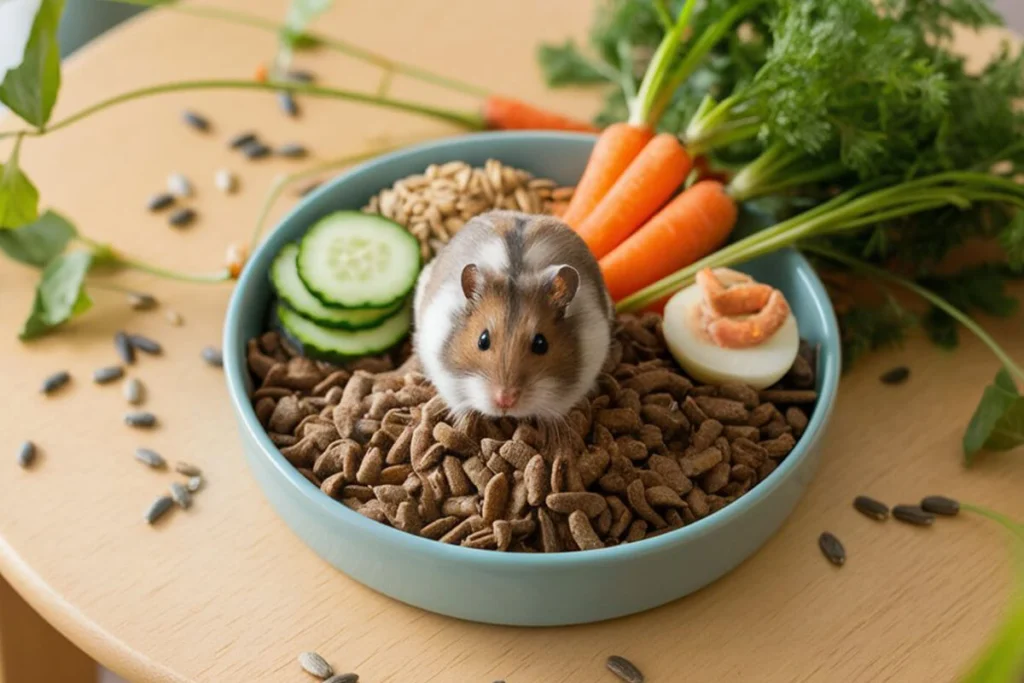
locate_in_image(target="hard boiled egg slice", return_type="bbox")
[662,282,799,390]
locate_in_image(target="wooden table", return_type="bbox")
[1,2,1021,681]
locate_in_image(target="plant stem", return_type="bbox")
[105,0,490,98]
[961,504,1024,539]
[629,0,699,126]
[804,244,1024,383]
[0,79,484,141]
[77,235,231,284]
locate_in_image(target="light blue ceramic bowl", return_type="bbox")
[223,132,841,626]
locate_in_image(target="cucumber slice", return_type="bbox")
[276,300,411,362]
[297,211,421,309]
[271,244,401,329]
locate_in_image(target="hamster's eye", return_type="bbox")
[478,329,491,351]
[531,333,548,355]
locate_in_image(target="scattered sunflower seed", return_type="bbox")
[41,370,71,395]
[880,366,910,385]
[147,193,175,212]
[187,475,203,493]
[228,131,257,148]
[278,90,299,117]
[17,441,35,469]
[169,208,196,227]
[124,377,144,405]
[201,346,223,367]
[297,179,322,197]
[125,411,157,428]
[853,495,889,521]
[286,69,315,83]
[323,675,358,683]
[127,334,162,355]
[892,504,935,527]
[175,461,201,477]
[214,169,238,194]
[165,309,184,326]
[167,172,193,198]
[128,292,158,311]
[181,110,210,131]
[135,448,165,468]
[93,365,125,384]
[145,495,174,524]
[170,482,192,509]
[818,531,846,566]
[242,140,271,159]
[298,652,333,679]
[276,143,307,158]
[921,495,960,516]
[114,331,136,365]
[606,655,644,683]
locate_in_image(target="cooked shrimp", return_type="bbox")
[697,267,775,318]
[705,290,791,349]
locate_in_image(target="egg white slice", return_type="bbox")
[662,282,799,390]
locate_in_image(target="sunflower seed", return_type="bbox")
[167,172,193,198]
[147,193,175,211]
[278,90,299,117]
[127,334,162,355]
[323,675,358,683]
[111,332,133,365]
[298,652,333,678]
[134,448,165,468]
[124,378,144,405]
[128,292,158,311]
[920,495,959,516]
[276,143,307,158]
[853,495,889,521]
[41,370,71,395]
[170,482,192,509]
[181,110,209,131]
[169,208,196,227]
[297,179,322,196]
[175,461,201,477]
[145,495,173,524]
[201,346,223,367]
[187,475,203,493]
[242,140,271,159]
[880,366,910,385]
[892,504,935,526]
[17,441,35,468]
[818,531,845,566]
[286,69,315,83]
[606,655,644,683]
[125,411,157,428]
[93,365,124,384]
[214,169,238,194]
[165,309,183,326]
[228,131,257,148]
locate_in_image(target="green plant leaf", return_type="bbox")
[0,209,75,265]
[921,265,1020,349]
[537,41,611,87]
[284,0,332,36]
[19,250,93,340]
[963,369,1024,463]
[0,140,40,229]
[0,0,65,127]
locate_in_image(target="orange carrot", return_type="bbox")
[576,133,692,259]
[599,180,737,301]
[560,123,654,228]
[254,63,269,83]
[483,96,598,133]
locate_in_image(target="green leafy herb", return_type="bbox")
[19,250,93,341]
[963,369,1024,463]
[0,0,64,128]
[920,265,1020,349]
[0,138,40,229]
[0,209,75,266]
[536,41,611,87]
[838,297,915,370]
[281,0,332,48]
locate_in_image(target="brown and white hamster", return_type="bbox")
[413,210,614,419]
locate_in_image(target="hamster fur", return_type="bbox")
[413,210,613,419]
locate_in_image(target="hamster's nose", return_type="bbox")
[494,387,520,410]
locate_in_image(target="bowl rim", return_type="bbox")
[223,131,841,569]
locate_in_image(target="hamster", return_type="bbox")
[413,210,614,420]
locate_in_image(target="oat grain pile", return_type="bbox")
[247,314,817,552]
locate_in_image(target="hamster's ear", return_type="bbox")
[544,265,580,311]
[461,263,483,301]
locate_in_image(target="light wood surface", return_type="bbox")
[0,2,1022,682]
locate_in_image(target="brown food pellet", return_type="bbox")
[694,396,749,425]
[701,462,731,493]
[624,519,648,543]
[724,425,760,442]
[758,389,817,404]
[626,479,666,529]
[644,486,687,509]
[546,491,607,518]
[762,433,797,458]
[482,472,509,523]
[498,439,536,470]
[524,454,549,506]
[880,366,910,385]
[421,516,460,540]
[596,408,643,434]
[680,447,723,478]
[690,419,723,452]
[568,510,604,550]
[443,456,474,496]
